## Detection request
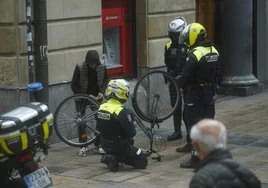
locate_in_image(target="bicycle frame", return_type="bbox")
[132,102,166,161]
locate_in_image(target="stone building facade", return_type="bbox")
[1,0,268,115]
[0,0,196,114]
[2,0,268,144]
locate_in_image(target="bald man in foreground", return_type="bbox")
[189,119,261,188]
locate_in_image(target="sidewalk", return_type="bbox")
[41,90,268,188]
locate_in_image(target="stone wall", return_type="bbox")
[18,0,103,84]
[0,0,103,113]
[136,0,196,69]
[0,0,102,87]
[0,0,19,86]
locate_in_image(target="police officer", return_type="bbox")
[98,79,148,172]
[164,16,188,141]
[176,23,222,168]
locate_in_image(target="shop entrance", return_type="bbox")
[102,0,134,77]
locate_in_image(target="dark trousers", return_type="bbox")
[75,98,100,147]
[169,83,185,131]
[101,137,148,169]
[184,87,215,143]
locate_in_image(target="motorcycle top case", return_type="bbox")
[0,102,53,157]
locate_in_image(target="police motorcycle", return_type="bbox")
[0,83,53,188]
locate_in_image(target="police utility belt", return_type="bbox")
[189,83,213,88]
[101,136,132,145]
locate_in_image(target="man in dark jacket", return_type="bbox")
[71,50,109,99]
[189,119,261,188]
[71,50,109,156]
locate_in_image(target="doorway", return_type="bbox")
[196,0,216,45]
[196,0,257,76]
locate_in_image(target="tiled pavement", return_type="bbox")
[41,90,268,187]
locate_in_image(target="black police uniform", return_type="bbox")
[178,40,221,144]
[97,99,148,170]
[164,40,188,138]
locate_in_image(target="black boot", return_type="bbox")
[106,154,119,172]
[101,154,108,164]
[168,114,183,141]
[167,131,183,141]
[180,155,199,169]
[176,143,192,152]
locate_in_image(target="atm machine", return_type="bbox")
[102,0,132,76]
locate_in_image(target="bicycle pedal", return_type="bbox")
[152,154,163,162]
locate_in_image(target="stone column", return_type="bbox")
[218,0,262,96]
[136,0,149,77]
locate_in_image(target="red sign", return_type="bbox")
[102,8,123,26]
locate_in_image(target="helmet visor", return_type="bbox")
[105,79,130,103]
[179,25,190,44]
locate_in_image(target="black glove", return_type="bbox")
[175,75,181,80]
[125,107,136,120]
[128,138,134,145]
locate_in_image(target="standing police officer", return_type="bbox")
[176,23,222,168]
[98,79,148,172]
[164,16,188,141]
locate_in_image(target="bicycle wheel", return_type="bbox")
[54,94,100,147]
[133,70,180,122]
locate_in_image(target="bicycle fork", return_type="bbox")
[136,117,164,162]
[150,95,164,161]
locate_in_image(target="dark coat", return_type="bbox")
[190,149,261,188]
[164,40,188,77]
[71,62,109,96]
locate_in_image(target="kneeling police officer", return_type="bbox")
[98,79,148,172]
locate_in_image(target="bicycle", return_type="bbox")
[54,70,180,161]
